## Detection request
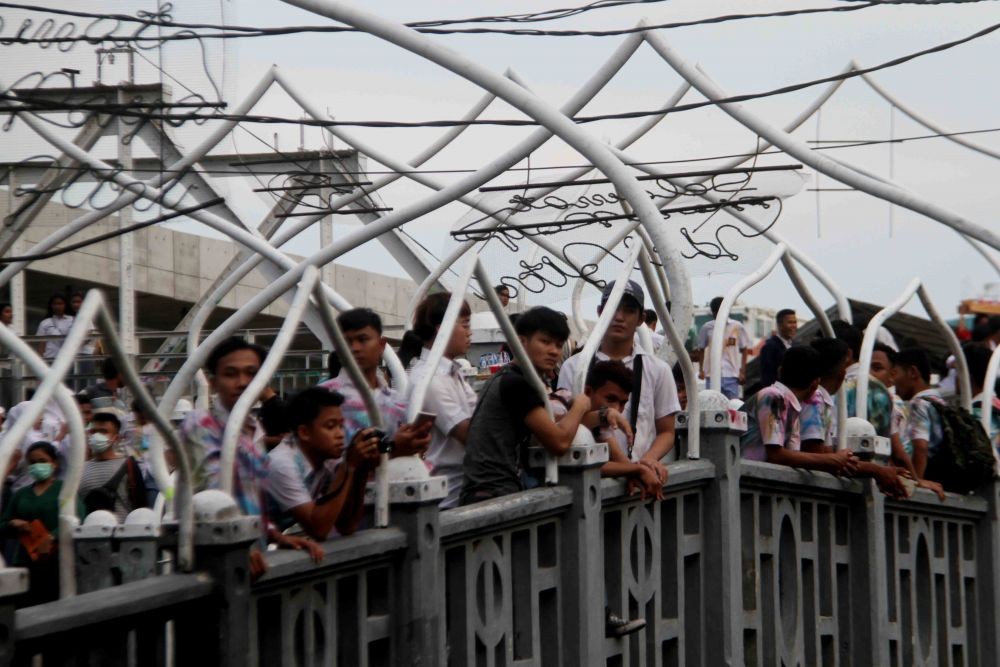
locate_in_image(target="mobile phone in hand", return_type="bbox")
[414,412,436,429]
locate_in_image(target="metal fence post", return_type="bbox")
[171,491,260,667]
[382,471,448,665]
[74,512,118,594]
[851,480,890,665]
[677,403,745,666]
[975,480,1000,661]
[531,441,608,667]
[0,569,28,667]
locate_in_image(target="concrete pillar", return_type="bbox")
[975,481,1000,662]
[73,511,118,594]
[849,481,890,665]
[531,441,608,667]
[116,88,136,359]
[172,491,260,667]
[385,471,447,664]
[0,568,28,667]
[676,405,746,666]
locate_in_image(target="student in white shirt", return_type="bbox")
[643,309,666,352]
[36,294,73,360]
[558,280,680,483]
[696,296,751,400]
[401,293,478,508]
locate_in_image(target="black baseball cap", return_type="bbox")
[599,280,645,310]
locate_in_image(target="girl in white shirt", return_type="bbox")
[402,293,476,508]
[36,294,73,360]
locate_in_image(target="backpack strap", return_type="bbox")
[629,355,643,434]
[102,459,131,509]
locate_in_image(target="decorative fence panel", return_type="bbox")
[883,495,988,667]
[740,463,862,667]
[249,529,408,667]
[439,488,573,667]
[601,460,714,667]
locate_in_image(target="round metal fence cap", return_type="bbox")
[82,510,119,527]
[697,389,730,412]
[124,507,158,526]
[192,489,240,522]
[844,417,876,439]
[171,397,194,422]
[572,424,597,447]
[385,455,431,482]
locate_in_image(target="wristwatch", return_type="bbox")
[378,433,394,455]
[598,406,610,427]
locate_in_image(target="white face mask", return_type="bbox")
[88,432,112,454]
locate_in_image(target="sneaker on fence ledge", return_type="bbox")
[605,608,646,638]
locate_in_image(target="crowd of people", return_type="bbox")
[1,281,996,621]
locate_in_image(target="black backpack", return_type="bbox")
[924,402,997,494]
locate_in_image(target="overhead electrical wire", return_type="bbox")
[7,122,1000,184]
[5,16,997,129]
[0,1,889,44]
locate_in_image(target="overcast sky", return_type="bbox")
[4,0,1000,323]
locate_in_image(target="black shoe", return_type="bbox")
[605,608,646,638]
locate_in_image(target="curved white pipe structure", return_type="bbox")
[280,5,696,341]
[644,32,1000,251]
[5,81,418,397]
[709,245,787,392]
[161,10,707,424]
[334,65,692,334]
[405,76,690,334]
[8,97,416,411]
[0,69,281,286]
[857,65,1000,162]
[572,242,645,395]
[308,274,391,526]
[220,267,320,494]
[856,280,971,422]
[636,245,702,459]
[567,63,857,334]
[710,244,848,446]
[981,346,1000,471]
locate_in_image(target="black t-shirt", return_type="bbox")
[460,365,546,504]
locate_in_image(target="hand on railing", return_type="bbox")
[273,533,325,564]
[827,449,859,477]
[915,477,946,501]
[627,465,665,501]
[250,548,268,582]
[638,458,668,486]
[870,465,908,500]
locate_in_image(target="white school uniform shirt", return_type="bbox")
[406,348,478,508]
[557,345,680,462]
[697,318,751,379]
[36,314,74,359]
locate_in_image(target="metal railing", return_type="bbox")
[0,411,995,666]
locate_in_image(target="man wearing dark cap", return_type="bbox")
[557,280,681,483]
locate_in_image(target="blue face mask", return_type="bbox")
[28,462,53,481]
